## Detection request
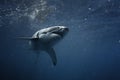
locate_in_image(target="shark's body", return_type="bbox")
[20,26,69,66]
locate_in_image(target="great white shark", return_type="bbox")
[19,26,69,66]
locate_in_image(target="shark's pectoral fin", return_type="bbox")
[46,48,57,66]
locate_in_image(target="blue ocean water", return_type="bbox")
[0,0,120,80]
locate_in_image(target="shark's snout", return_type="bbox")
[64,27,69,31]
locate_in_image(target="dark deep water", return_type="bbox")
[0,0,120,80]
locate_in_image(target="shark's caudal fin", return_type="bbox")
[46,48,57,66]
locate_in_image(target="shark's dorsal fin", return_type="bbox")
[46,48,57,66]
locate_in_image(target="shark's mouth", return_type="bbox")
[52,32,64,37]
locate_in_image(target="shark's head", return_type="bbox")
[33,26,69,38]
[47,26,69,38]
[32,26,69,46]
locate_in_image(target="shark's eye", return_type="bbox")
[57,27,62,30]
